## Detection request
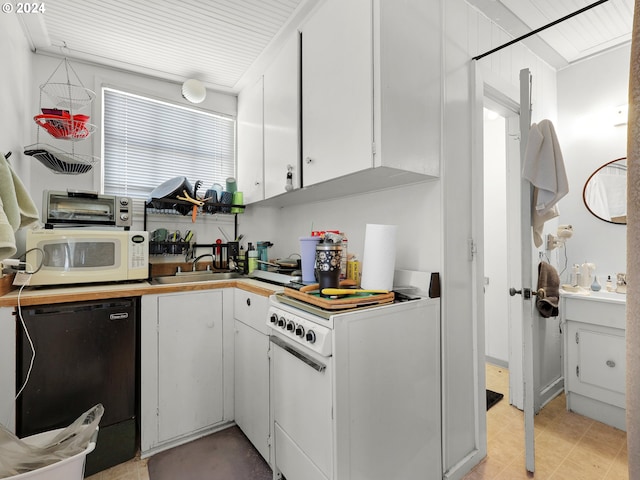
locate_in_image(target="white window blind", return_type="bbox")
[102,87,236,199]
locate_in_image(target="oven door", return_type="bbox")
[270,334,333,480]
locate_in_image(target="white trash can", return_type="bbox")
[6,428,97,480]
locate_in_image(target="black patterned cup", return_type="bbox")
[316,243,342,297]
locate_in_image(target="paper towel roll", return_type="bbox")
[360,224,397,291]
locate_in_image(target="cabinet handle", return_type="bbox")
[606,360,616,368]
[246,298,251,307]
[305,156,313,165]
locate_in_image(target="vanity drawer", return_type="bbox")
[564,297,626,329]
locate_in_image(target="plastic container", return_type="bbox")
[9,428,96,480]
[299,236,320,282]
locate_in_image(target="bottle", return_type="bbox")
[238,246,246,272]
[570,264,580,286]
[247,243,258,274]
[606,275,614,292]
[339,232,348,280]
[591,275,601,292]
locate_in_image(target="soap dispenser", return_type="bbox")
[606,275,614,292]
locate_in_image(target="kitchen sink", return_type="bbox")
[149,271,244,285]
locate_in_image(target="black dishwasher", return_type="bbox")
[16,297,138,477]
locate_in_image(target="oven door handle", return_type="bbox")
[270,335,326,373]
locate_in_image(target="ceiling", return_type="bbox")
[17,0,634,94]
[17,0,315,93]
[467,0,634,69]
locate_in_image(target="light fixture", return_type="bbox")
[181,79,206,104]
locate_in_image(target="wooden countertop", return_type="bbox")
[0,277,281,307]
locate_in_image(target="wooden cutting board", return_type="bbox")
[283,286,395,310]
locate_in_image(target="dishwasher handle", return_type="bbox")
[270,335,326,373]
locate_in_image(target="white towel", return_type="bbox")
[522,120,569,215]
[0,195,17,260]
[0,153,40,261]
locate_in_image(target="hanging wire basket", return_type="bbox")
[25,57,99,174]
[24,143,97,175]
[40,82,96,111]
[34,111,96,140]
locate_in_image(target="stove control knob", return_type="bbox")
[277,317,286,328]
[286,321,295,332]
[295,325,305,337]
[306,330,316,344]
[270,313,278,324]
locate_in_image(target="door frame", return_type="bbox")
[471,65,537,473]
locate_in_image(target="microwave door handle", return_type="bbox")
[269,335,326,373]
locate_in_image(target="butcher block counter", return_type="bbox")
[0,276,280,307]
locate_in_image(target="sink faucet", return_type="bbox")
[192,254,214,272]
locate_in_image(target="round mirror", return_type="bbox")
[583,157,627,224]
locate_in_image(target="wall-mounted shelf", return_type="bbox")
[143,197,246,239]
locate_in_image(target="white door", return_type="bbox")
[516,68,536,473]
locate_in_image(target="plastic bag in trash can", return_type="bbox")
[0,404,103,478]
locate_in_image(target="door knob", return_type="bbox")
[509,287,539,299]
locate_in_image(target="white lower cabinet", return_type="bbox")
[562,294,626,430]
[233,290,271,464]
[141,289,234,456]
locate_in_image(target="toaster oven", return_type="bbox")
[43,190,133,229]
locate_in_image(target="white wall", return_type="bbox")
[0,11,33,431]
[556,45,630,283]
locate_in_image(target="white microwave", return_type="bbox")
[25,229,149,286]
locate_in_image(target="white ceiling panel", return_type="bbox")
[501,0,633,63]
[16,0,634,94]
[470,0,634,67]
[19,0,311,92]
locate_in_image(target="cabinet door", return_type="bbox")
[157,290,224,442]
[567,321,626,408]
[264,32,300,199]
[301,0,373,187]
[234,319,270,462]
[237,76,265,203]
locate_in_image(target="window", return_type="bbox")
[102,87,236,200]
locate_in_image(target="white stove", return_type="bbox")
[266,270,442,480]
[268,305,332,356]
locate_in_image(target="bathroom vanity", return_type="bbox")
[561,290,626,430]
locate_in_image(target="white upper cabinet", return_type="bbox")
[264,32,301,199]
[300,0,373,187]
[237,76,264,203]
[237,0,441,206]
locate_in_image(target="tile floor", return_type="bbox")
[463,364,628,480]
[88,363,628,480]
[86,456,149,480]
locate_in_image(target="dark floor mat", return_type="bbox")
[486,389,504,410]
[148,426,272,480]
